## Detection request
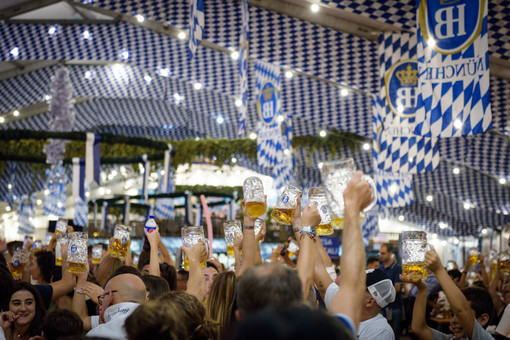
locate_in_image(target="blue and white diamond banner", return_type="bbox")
[272,117,295,189]
[188,0,204,59]
[43,166,67,217]
[375,33,439,173]
[361,212,379,246]
[74,198,88,228]
[72,158,88,227]
[375,170,414,207]
[414,0,492,137]
[18,194,35,235]
[238,0,249,137]
[256,61,281,168]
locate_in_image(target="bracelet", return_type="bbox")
[243,225,254,230]
[74,287,84,294]
[299,226,317,240]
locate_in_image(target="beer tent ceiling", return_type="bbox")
[0,0,509,236]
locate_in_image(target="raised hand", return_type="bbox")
[425,248,444,274]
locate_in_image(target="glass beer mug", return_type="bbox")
[181,226,208,271]
[402,231,428,278]
[92,244,103,264]
[33,240,43,253]
[243,177,267,218]
[320,158,377,225]
[66,232,88,273]
[223,220,242,257]
[10,249,29,280]
[55,233,69,266]
[111,225,131,260]
[308,187,333,235]
[468,247,479,266]
[271,185,303,225]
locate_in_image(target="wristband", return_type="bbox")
[243,225,254,230]
[74,287,84,294]
[299,226,317,239]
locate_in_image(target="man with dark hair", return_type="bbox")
[367,257,381,270]
[42,309,84,340]
[379,243,403,340]
[176,269,189,291]
[406,249,494,340]
[236,263,303,317]
[447,269,462,287]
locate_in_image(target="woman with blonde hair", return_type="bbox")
[206,271,237,339]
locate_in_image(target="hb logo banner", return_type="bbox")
[414,0,492,137]
[375,33,439,174]
[256,61,283,168]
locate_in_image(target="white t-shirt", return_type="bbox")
[496,302,510,337]
[431,318,494,340]
[0,326,6,340]
[86,302,140,339]
[358,314,395,340]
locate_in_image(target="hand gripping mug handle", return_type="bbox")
[361,175,378,212]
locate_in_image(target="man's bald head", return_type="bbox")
[108,273,147,305]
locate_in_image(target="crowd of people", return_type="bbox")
[1,171,510,340]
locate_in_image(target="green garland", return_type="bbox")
[0,129,368,176]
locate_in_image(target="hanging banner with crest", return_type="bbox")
[375,33,439,174]
[256,61,281,168]
[414,0,491,137]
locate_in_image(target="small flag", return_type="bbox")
[85,133,100,186]
[73,158,88,227]
[155,145,175,219]
[141,154,150,202]
[18,194,35,235]
[188,0,204,59]
[238,0,249,137]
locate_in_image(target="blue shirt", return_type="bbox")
[380,261,403,309]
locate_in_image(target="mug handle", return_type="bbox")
[361,175,378,212]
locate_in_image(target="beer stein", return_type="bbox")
[271,185,303,225]
[55,233,69,266]
[10,249,29,280]
[181,226,208,271]
[111,225,131,259]
[320,158,377,224]
[402,231,428,278]
[468,247,479,266]
[55,217,68,235]
[66,232,88,273]
[308,187,333,235]
[223,220,242,257]
[33,240,43,253]
[92,244,103,264]
[243,177,267,218]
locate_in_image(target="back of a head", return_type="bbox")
[448,269,462,280]
[233,305,355,340]
[108,265,142,282]
[159,291,218,340]
[35,251,56,283]
[110,273,147,304]
[237,263,302,315]
[206,271,237,336]
[125,300,188,340]
[462,286,494,326]
[42,309,84,340]
[159,263,177,290]
[141,275,170,300]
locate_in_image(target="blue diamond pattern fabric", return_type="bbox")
[375,33,439,173]
[18,194,36,235]
[74,197,89,227]
[238,0,249,136]
[375,170,414,207]
[414,0,492,138]
[188,0,204,60]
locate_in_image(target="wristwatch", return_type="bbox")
[299,226,317,238]
[243,225,254,230]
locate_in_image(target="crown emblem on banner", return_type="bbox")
[396,65,418,86]
[262,87,274,100]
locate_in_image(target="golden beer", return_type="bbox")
[271,208,294,225]
[500,260,510,273]
[317,223,333,236]
[111,238,131,259]
[55,257,63,266]
[227,245,235,257]
[245,201,267,218]
[469,254,479,265]
[66,261,87,273]
[92,257,102,264]
[183,254,207,271]
[9,261,26,280]
[403,263,427,278]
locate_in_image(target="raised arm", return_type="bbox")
[158,239,175,267]
[237,198,260,276]
[329,171,372,329]
[183,242,207,302]
[145,227,161,277]
[402,273,433,340]
[50,241,75,301]
[426,249,476,338]
[296,202,321,301]
[73,267,92,331]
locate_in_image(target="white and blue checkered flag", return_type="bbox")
[43,165,67,217]
[272,115,295,189]
[238,0,249,137]
[155,145,175,219]
[414,0,492,137]
[72,158,88,227]
[376,33,439,173]
[361,212,379,247]
[188,0,204,60]
[375,170,413,207]
[256,61,281,168]
[18,194,36,235]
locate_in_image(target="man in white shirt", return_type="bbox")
[86,273,147,339]
[325,268,396,340]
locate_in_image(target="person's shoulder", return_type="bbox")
[472,319,497,340]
